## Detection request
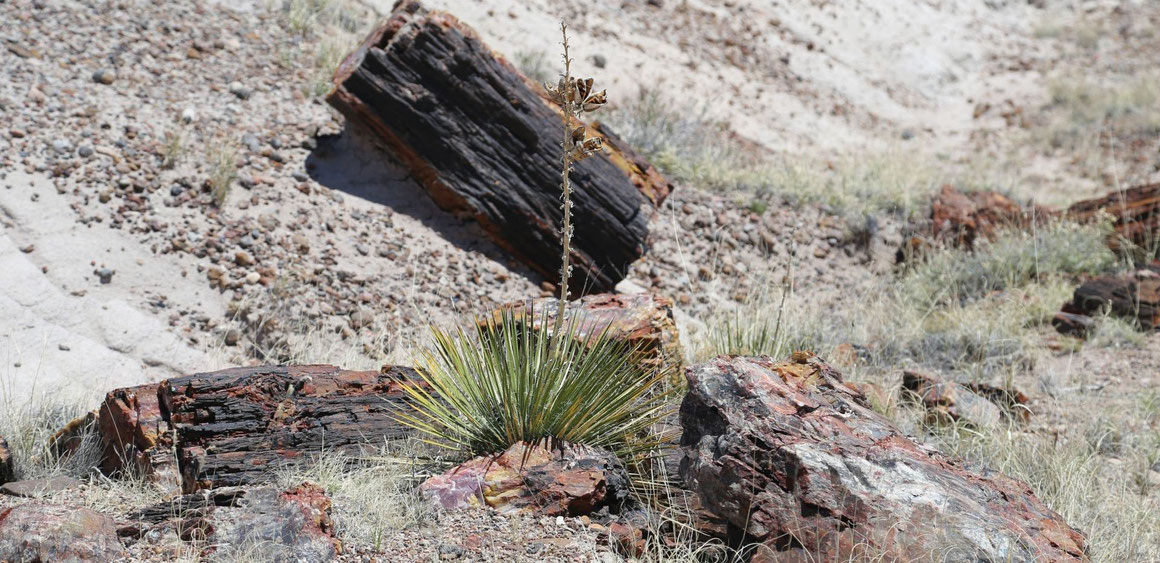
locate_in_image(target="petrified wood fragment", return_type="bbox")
[327,1,671,294]
[158,365,417,493]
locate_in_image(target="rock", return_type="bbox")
[91,68,116,85]
[420,441,629,517]
[205,483,341,561]
[0,503,126,561]
[228,81,251,100]
[0,475,82,498]
[95,267,115,284]
[244,271,261,284]
[160,365,417,492]
[1067,182,1160,254]
[491,293,684,380]
[97,383,180,491]
[592,54,607,68]
[349,307,374,329]
[900,370,1003,427]
[1060,263,1160,329]
[181,106,197,124]
[900,185,1052,260]
[1052,311,1097,337]
[123,483,340,561]
[965,381,1032,423]
[0,436,11,485]
[51,138,72,154]
[77,145,94,158]
[680,354,1087,562]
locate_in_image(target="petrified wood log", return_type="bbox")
[327,1,671,295]
[159,365,417,493]
[680,354,1088,562]
[1068,182,1160,254]
[1060,263,1160,330]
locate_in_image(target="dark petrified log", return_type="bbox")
[159,364,416,493]
[1068,182,1160,254]
[327,1,671,295]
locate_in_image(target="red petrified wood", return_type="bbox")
[680,354,1088,562]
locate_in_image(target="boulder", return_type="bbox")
[901,370,1003,427]
[420,441,629,517]
[204,482,341,561]
[0,503,127,561]
[1060,263,1160,330]
[680,354,1088,562]
[491,293,684,379]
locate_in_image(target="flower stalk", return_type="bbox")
[545,20,606,335]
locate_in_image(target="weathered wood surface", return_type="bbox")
[1060,263,1160,330]
[327,1,672,295]
[1068,182,1160,253]
[159,365,417,493]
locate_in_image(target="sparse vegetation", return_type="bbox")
[206,140,239,207]
[1040,74,1160,153]
[705,221,1116,381]
[605,90,941,217]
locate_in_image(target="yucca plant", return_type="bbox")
[398,306,671,459]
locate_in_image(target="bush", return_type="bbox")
[399,307,673,459]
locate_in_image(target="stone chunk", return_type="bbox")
[680,354,1088,562]
[420,441,629,517]
[0,503,126,561]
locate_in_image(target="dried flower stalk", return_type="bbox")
[544,20,606,334]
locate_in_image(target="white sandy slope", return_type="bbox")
[0,171,218,405]
[405,0,1048,155]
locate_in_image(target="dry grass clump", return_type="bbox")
[705,221,1115,381]
[1041,74,1160,148]
[206,140,239,207]
[931,421,1160,562]
[275,443,435,551]
[604,90,940,217]
[273,0,376,97]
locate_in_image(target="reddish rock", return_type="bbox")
[0,475,82,498]
[680,354,1088,562]
[205,482,341,561]
[900,185,1053,260]
[420,441,629,517]
[901,370,1003,427]
[492,293,684,380]
[965,381,1032,423]
[1060,263,1160,329]
[0,503,127,561]
[98,383,180,492]
[1067,182,1160,254]
[123,483,340,560]
[159,364,418,492]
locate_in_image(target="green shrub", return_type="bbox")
[398,308,672,459]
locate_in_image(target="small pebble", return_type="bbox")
[77,145,93,158]
[91,68,116,85]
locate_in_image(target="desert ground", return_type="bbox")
[1,0,1159,561]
